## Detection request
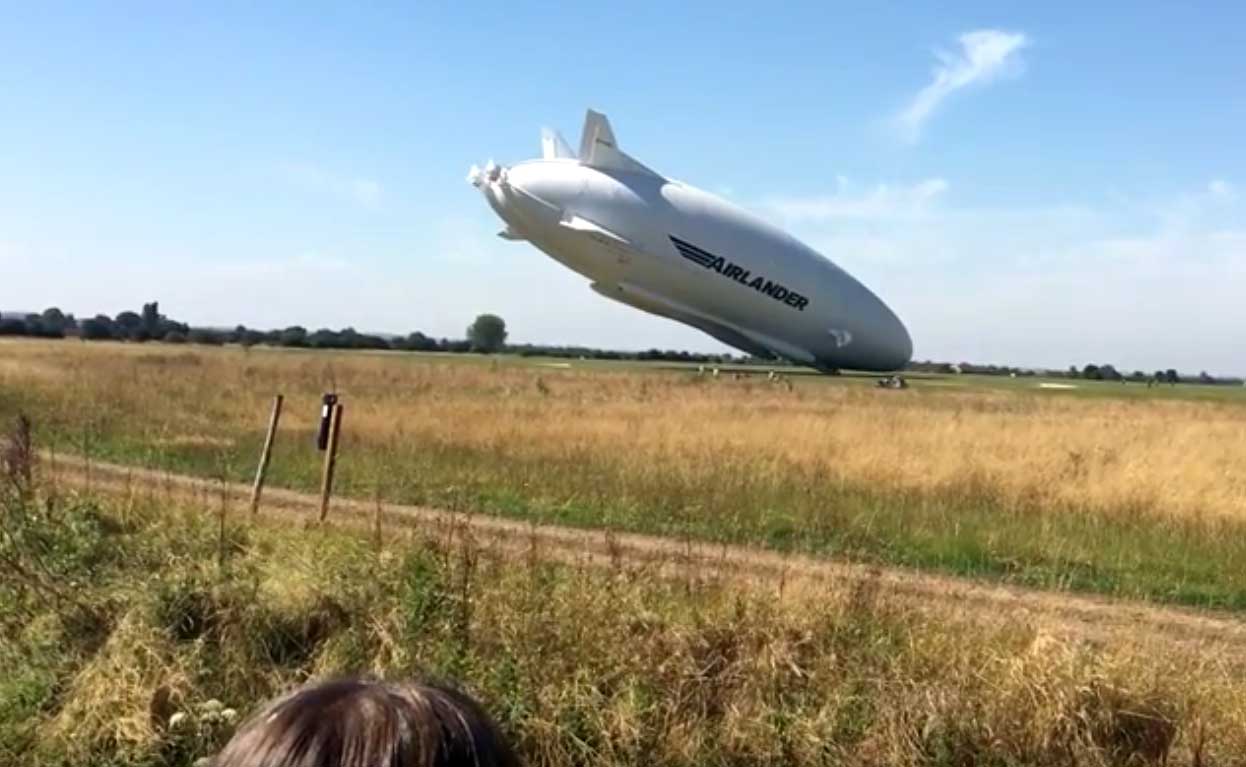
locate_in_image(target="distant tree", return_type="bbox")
[80,316,115,340]
[141,302,161,336]
[279,326,308,347]
[1082,364,1101,380]
[1154,370,1165,382]
[163,330,187,344]
[112,310,154,341]
[40,307,68,334]
[0,318,27,336]
[353,333,391,350]
[307,328,342,348]
[234,326,264,347]
[1199,371,1216,385]
[1165,369,1180,385]
[466,314,507,353]
[1099,364,1122,382]
[16,314,51,337]
[187,328,224,345]
[115,311,142,331]
[401,331,438,352]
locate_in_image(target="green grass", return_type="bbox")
[1,339,1244,616]
[3,486,1240,766]
[97,339,1246,404]
[17,415,1246,613]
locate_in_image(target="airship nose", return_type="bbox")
[871,298,913,371]
[835,285,911,372]
[469,162,563,235]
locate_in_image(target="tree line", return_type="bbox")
[0,304,745,365]
[906,359,1242,386]
[3,303,1241,384]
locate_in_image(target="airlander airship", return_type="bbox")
[468,110,912,372]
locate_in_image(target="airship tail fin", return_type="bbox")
[541,128,577,160]
[578,109,663,178]
[559,213,632,245]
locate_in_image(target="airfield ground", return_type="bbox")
[3,338,1246,765]
[5,459,1246,765]
[2,339,1245,608]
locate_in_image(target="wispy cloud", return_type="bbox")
[280,163,384,208]
[1151,178,1242,234]
[765,178,948,222]
[897,29,1028,143]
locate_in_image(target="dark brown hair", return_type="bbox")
[211,678,518,767]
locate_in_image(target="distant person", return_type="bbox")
[210,678,518,767]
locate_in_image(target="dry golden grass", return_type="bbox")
[7,485,1246,766]
[3,338,1246,605]
[3,338,1242,521]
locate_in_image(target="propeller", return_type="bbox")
[466,159,504,188]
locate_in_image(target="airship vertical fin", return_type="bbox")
[578,109,663,178]
[541,128,577,160]
[578,110,617,159]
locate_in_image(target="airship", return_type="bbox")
[468,110,912,372]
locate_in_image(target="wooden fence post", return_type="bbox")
[318,402,344,522]
[250,394,284,515]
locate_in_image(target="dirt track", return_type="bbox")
[40,452,1246,654]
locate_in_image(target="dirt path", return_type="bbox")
[40,452,1246,654]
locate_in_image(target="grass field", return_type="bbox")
[4,483,1243,766]
[2,338,1245,608]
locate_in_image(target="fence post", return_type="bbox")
[250,394,284,515]
[318,402,344,522]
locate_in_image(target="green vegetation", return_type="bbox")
[0,303,746,364]
[1,341,1245,613]
[467,313,509,353]
[2,468,1241,765]
[7,299,1245,382]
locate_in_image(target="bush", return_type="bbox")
[187,328,225,346]
[79,318,115,340]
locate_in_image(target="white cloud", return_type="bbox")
[765,178,948,221]
[897,29,1029,143]
[280,163,384,208]
[1149,179,1242,235]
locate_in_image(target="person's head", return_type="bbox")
[210,678,518,767]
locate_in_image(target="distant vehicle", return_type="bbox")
[469,110,912,372]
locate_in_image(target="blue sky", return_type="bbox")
[2,2,1243,372]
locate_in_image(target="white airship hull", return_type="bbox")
[471,112,912,372]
